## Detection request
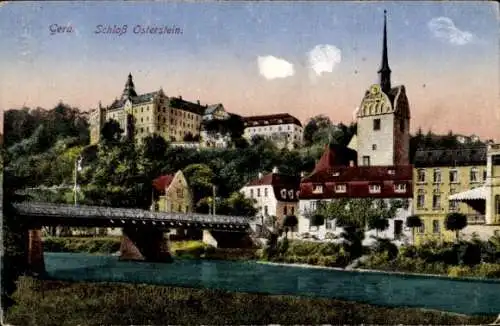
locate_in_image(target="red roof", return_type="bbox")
[300,165,413,199]
[152,174,175,192]
[312,144,357,174]
[245,173,301,202]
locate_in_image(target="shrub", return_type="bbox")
[448,266,472,278]
[476,263,500,278]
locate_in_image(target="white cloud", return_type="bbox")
[307,44,342,76]
[427,17,474,45]
[257,55,295,80]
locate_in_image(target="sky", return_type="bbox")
[0,1,498,140]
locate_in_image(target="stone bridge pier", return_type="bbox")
[120,226,173,262]
[27,228,45,275]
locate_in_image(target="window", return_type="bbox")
[373,119,381,130]
[449,200,458,211]
[394,183,407,193]
[185,205,189,213]
[283,207,287,215]
[449,169,458,183]
[432,194,441,210]
[417,190,425,209]
[470,167,479,183]
[362,156,371,166]
[257,188,261,197]
[369,184,381,194]
[496,195,500,215]
[264,188,268,197]
[335,184,347,193]
[433,169,441,183]
[394,220,403,239]
[372,144,377,150]
[264,206,268,216]
[418,223,425,234]
[483,170,487,181]
[250,189,254,198]
[417,169,426,183]
[291,206,295,215]
[325,220,333,230]
[312,184,324,194]
[432,220,440,234]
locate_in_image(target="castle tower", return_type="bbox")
[122,73,137,100]
[355,10,410,167]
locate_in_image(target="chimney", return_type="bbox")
[179,95,183,100]
[349,160,355,167]
[272,166,279,174]
[197,100,200,105]
[258,172,263,179]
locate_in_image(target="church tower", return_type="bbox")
[356,10,410,167]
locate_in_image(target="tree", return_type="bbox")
[445,212,468,241]
[316,198,399,259]
[100,119,123,144]
[406,215,422,244]
[183,163,214,203]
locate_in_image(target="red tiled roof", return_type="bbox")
[152,174,175,192]
[243,113,302,127]
[300,165,413,199]
[312,144,357,174]
[245,173,301,202]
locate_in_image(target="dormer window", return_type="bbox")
[388,169,395,175]
[312,184,324,194]
[332,171,340,177]
[288,190,294,199]
[394,183,406,193]
[369,184,381,194]
[335,184,347,193]
[281,189,287,198]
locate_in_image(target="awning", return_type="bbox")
[449,186,486,201]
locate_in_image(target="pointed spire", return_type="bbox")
[122,73,137,99]
[378,10,391,93]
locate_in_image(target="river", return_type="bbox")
[44,252,500,315]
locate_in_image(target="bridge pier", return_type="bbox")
[27,228,45,275]
[120,226,173,263]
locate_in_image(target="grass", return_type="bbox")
[5,276,495,325]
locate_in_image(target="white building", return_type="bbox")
[243,113,303,150]
[240,167,300,230]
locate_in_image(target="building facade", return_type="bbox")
[200,104,232,148]
[152,170,194,214]
[413,147,491,244]
[242,113,303,149]
[89,74,207,145]
[240,167,300,230]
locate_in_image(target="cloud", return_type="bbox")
[257,56,295,80]
[307,44,342,76]
[427,17,474,45]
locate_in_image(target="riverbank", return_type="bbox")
[4,276,495,325]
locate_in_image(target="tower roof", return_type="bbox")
[378,10,392,93]
[122,73,137,98]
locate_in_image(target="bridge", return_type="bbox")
[12,202,254,275]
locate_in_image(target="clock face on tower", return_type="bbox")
[370,84,381,95]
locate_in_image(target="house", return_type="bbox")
[200,104,233,148]
[446,143,500,241]
[240,167,301,232]
[242,113,303,149]
[152,170,193,214]
[298,145,413,245]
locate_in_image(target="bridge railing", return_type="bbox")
[13,202,251,225]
